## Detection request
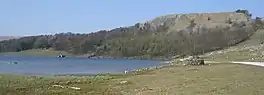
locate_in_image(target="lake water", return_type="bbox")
[0,56,164,75]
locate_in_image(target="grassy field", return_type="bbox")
[0,74,118,95]
[112,63,264,95]
[1,63,264,95]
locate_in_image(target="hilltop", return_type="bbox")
[0,10,262,59]
[142,11,249,31]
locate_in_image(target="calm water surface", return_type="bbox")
[0,56,164,75]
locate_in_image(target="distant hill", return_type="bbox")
[0,10,262,59]
[0,36,19,41]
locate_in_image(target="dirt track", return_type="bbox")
[232,61,264,67]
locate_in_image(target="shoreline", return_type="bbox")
[0,60,174,77]
[44,60,173,77]
[0,56,173,77]
[0,55,169,61]
[122,60,174,74]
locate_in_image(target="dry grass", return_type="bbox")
[2,63,264,95]
[110,63,264,95]
[0,74,121,95]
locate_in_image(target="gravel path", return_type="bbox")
[232,61,264,67]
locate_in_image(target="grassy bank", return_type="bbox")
[111,63,264,95]
[0,74,119,95]
[2,63,264,95]
[202,29,264,61]
[0,49,74,57]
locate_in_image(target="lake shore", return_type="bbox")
[3,62,264,95]
[0,56,168,76]
[0,49,172,61]
[42,60,174,77]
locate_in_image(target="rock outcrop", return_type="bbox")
[176,56,205,66]
[142,12,250,32]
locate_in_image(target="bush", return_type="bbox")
[235,9,252,17]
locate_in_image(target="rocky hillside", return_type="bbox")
[142,12,250,32]
[0,10,262,59]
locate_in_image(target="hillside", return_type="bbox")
[0,36,19,41]
[143,12,249,32]
[202,26,264,62]
[0,10,262,59]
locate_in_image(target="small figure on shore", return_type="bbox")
[124,70,128,74]
[57,54,66,58]
[13,61,18,64]
[9,61,18,64]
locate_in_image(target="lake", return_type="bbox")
[0,56,165,75]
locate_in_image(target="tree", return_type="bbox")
[235,9,251,17]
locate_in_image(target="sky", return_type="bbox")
[0,0,263,36]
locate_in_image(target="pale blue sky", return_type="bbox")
[0,0,262,36]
